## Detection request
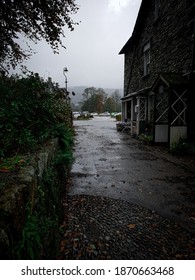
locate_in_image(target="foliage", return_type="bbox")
[0,73,72,158]
[15,205,41,259]
[15,181,60,259]
[77,114,91,120]
[0,156,25,173]
[15,133,74,259]
[111,90,122,112]
[0,0,79,69]
[81,87,121,113]
[0,71,74,259]
[81,87,106,114]
[104,97,116,113]
[169,138,195,155]
[55,124,74,149]
[138,133,153,144]
[54,125,74,175]
[115,113,122,121]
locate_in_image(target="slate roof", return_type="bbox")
[119,0,150,54]
[119,1,195,55]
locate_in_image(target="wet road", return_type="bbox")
[70,117,195,233]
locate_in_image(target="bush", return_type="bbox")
[0,73,74,259]
[115,114,122,121]
[138,133,153,144]
[169,138,195,155]
[0,73,72,157]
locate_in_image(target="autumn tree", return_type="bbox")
[82,87,97,101]
[104,96,116,113]
[104,90,122,113]
[111,90,122,112]
[96,88,107,113]
[81,87,97,112]
[81,87,107,113]
[0,0,79,70]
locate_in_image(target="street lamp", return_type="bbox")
[63,67,71,104]
[63,67,68,92]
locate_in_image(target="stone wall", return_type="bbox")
[123,0,194,95]
[0,138,66,259]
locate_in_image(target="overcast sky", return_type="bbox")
[15,0,142,89]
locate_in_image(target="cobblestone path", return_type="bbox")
[60,195,194,260]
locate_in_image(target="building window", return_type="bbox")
[154,0,160,21]
[143,41,150,76]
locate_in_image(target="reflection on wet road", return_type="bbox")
[70,117,195,233]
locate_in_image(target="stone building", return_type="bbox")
[119,0,195,145]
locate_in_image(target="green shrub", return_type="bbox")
[115,114,122,121]
[15,205,41,259]
[14,146,74,259]
[169,138,195,155]
[0,73,74,259]
[0,73,72,157]
[138,133,153,144]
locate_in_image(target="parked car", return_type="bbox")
[73,112,81,119]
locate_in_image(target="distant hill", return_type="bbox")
[69,86,123,105]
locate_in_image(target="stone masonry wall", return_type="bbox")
[124,0,194,95]
[0,139,61,259]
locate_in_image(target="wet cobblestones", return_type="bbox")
[59,195,194,260]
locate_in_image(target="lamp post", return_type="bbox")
[63,67,71,104]
[63,67,68,92]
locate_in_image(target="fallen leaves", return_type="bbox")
[58,195,194,260]
[0,157,26,173]
[128,223,136,229]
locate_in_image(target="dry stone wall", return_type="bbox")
[0,138,63,259]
